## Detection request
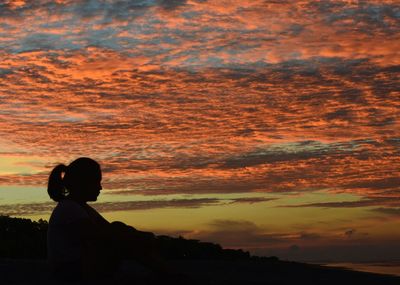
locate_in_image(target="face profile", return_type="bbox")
[82,168,102,202]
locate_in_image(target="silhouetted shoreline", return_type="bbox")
[1,216,399,284]
[303,260,399,277]
[0,257,399,285]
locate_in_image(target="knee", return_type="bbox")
[110,221,137,233]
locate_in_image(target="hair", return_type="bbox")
[47,157,101,202]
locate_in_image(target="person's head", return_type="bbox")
[47,157,102,203]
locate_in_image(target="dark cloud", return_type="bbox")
[324,108,352,121]
[0,198,220,216]
[16,33,80,52]
[285,24,305,36]
[345,229,355,238]
[0,0,181,19]
[188,219,325,250]
[167,139,379,171]
[16,65,53,83]
[158,0,187,10]
[92,197,221,212]
[228,197,276,204]
[217,141,355,169]
[343,177,400,191]
[371,207,400,216]
[323,3,400,35]
[74,0,155,21]
[299,232,321,240]
[190,220,288,248]
[289,244,300,252]
[0,0,190,53]
[0,68,14,77]
[281,197,399,209]
[0,196,274,216]
[118,179,269,195]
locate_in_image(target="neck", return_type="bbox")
[66,195,87,205]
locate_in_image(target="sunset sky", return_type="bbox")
[0,0,399,263]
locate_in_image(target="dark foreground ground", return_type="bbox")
[0,258,399,285]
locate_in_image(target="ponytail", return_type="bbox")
[47,164,68,202]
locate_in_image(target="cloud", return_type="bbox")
[280,197,400,209]
[158,0,187,10]
[188,220,290,248]
[344,229,355,238]
[228,197,276,204]
[0,202,54,216]
[16,33,79,53]
[0,1,398,208]
[92,197,222,212]
[343,177,400,191]
[322,2,400,35]
[0,195,274,216]
[0,0,398,66]
[0,1,398,265]
[179,218,399,262]
[0,198,221,216]
[371,207,400,216]
[299,232,321,240]
[184,219,335,254]
[216,141,358,169]
[0,68,14,77]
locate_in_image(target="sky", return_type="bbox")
[0,0,399,263]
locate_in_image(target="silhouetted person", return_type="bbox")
[47,157,173,283]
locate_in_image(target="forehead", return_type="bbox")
[86,166,102,180]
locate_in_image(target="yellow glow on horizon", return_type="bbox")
[0,155,49,175]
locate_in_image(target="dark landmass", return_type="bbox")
[0,216,399,284]
[0,215,249,260]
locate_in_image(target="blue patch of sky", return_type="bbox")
[15,33,81,53]
[324,3,400,26]
[257,140,366,154]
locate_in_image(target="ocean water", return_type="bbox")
[324,261,400,277]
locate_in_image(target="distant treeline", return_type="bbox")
[156,235,250,260]
[0,216,47,258]
[0,215,270,261]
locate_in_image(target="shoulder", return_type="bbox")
[49,199,90,225]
